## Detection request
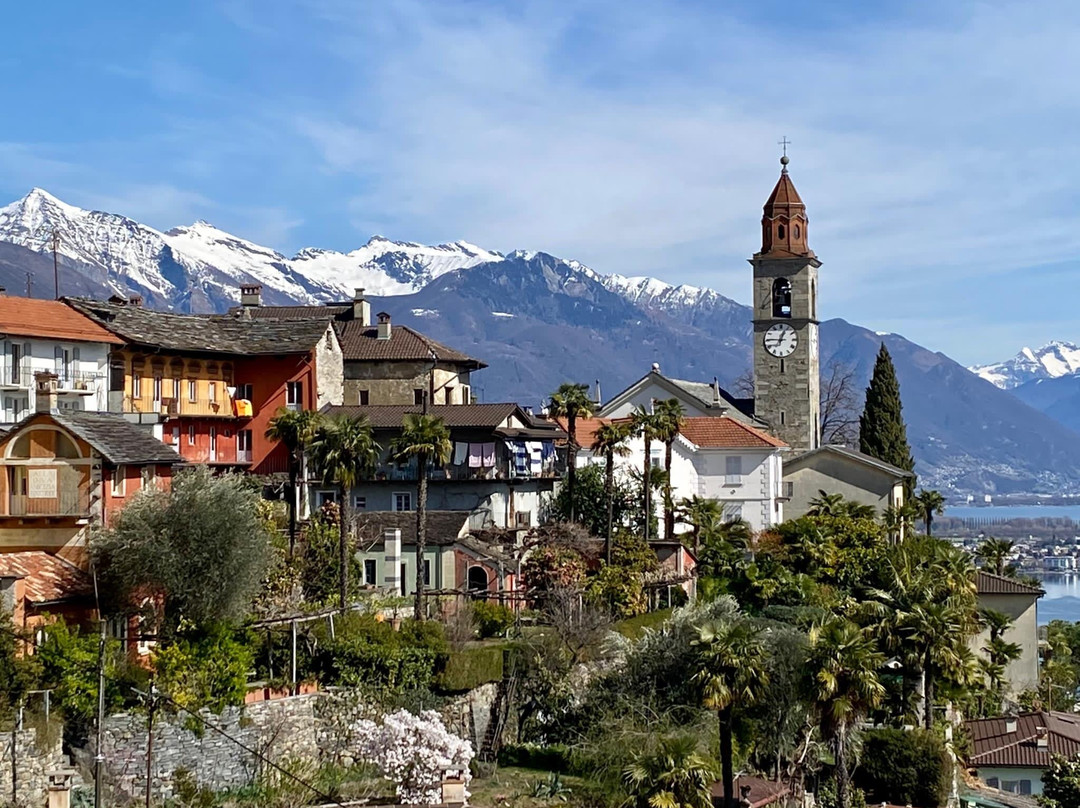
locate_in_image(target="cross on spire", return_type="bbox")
[778,136,791,173]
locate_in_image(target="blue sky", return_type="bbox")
[1,0,1076,365]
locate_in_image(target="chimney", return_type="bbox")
[240,284,262,308]
[383,528,402,595]
[1005,717,1018,734]
[1037,726,1049,749]
[713,377,722,404]
[0,287,6,296]
[377,311,392,340]
[34,371,59,413]
[595,379,602,407]
[353,288,371,326]
[128,295,143,307]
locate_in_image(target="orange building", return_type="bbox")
[66,297,344,474]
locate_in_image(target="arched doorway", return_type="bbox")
[467,565,489,593]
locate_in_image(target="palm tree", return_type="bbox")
[808,618,885,808]
[807,490,845,517]
[389,413,452,621]
[913,489,946,536]
[592,420,631,563]
[901,600,975,729]
[310,415,379,608]
[653,398,685,540]
[677,495,722,554]
[692,620,769,808]
[630,405,664,542]
[623,734,717,808]
[265,408,323,556]
[975,537,1015,576]
[548,383,596,523]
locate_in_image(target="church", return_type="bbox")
[594,153,911,530]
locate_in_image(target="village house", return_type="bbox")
[228,285,485,406]
[313,402,563,531]
[66,295,343,474]
[971,571,1043,696]
[567,414,788,534]
[782,445,912,521]
[0,293,122,422]
[595,366,764,427]
[965,710,1080,796]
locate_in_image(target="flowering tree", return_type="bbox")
[353,709,474,804]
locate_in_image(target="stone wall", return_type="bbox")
[0,722,67,807]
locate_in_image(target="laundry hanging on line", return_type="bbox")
[453,442,469,466]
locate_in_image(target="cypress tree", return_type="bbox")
[859,343,916,493]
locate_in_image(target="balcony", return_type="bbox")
[0,366,32,390]
[237,449,253,463]
[56,370,102,393]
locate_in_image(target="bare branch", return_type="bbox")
[819,358,861,447]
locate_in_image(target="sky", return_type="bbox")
[1,0,1078,366]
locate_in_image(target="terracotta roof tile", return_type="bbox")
[976,570,1044,596]
[0,552,93,604]
[679,416,787,449]
[967,711,1080,768]
[0,296,123,344]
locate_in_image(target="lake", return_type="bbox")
[947,504,1080,521]
[1032,574,1080,624]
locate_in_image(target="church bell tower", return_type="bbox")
[751,152,820,453]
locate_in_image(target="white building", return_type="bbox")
[0,296,121,422]
[571,414,788,534]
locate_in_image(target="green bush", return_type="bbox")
[312,614,446,694]
[473,601,514,639]
[854,728,950,808]
[498,743,573,772]
[436,644,505,692]
[154,624,255,714]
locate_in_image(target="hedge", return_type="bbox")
[435,644,506,692]
[854,728,951,808]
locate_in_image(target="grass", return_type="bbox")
[469,765,587,808]
[614,608,674,639]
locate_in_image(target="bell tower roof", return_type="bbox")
[756,153,815,259]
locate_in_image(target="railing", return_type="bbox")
[9,488,90,517]
[56,370,102,390]
[237,449,253,463]
[0,367,32,388]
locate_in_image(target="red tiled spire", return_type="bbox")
[757,154,815,259]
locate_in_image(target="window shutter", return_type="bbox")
[54,345,63,373]
[73,346,80,364]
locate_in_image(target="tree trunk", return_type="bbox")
[926,511,933,537]
[924,653,935,730]
[567,413,577,522]
[643,433,652,542]
[835,725,850,808]
[414,454,429,621]
[664,439,674,540]
[287,458,298,558]
[338,486,349,609]
[605,452,614,564]
[719,706,735,808]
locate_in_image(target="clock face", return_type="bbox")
[764,323,798,357]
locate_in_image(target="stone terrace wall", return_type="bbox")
[0,723,66,807]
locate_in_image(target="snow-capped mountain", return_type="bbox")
[970,341,1080,389]
[602,273,750,337]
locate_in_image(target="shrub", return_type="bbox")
[854,728,950,808]
[154,624,255,714]
[498,743,573,772]
[436,645,505,692]
[473,601,514,639]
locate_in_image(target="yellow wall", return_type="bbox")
[121,350,237,417]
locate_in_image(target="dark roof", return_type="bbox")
[65,298,333,356]
[322,403,540,430]
[784,445,916,478]
[967,711,1080,768]
[355,510,471,546]
[333,321,486,368]
[599,371,764,425]
[49,411,183,465]
[225,304,353,321]
[0,551,93,605]
[976,570,1044,596]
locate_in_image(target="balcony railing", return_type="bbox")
[0,367,32,388]
[237,449,253,463]
[9,488,90,517]
[56,370,102,391]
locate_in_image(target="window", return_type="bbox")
[780,410,786,426]
[188,380,197,402]
[236,383,253,401]
[423,559,431,587]
[171,425,180,444]
[444,386,454,404]
[152,376,162,403]
[208,382,216,401]
[238,429,252,462]
[315,490,338,508]
[393,492,412,512]
[141,466,156,488]
[650,452,662,468]
[413,388,425,405]
[354,495,367,511]
[400,563,407,596]
[725,455,743,486]
[777,224,785,239]
[111,466,126,497]
[364,559,377,586]
[209,426,217,459]
[358,389,369,406]
[779,358,785,374]
[187,425,195,446]
[467,566,489,592]
[286,381,303,411]
[132,374,142,399]
[794,224,801,239]
[722,502,743,521]
[461,385,471,404]
[985,778,999,790]
[772,278,792,318]
[173,376,182,398]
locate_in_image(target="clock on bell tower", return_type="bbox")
[751,151,820,453]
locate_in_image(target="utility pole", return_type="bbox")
[144,677,156,808]
[25,272,32,298]
[51,229,60,299]
[94,615,106,808]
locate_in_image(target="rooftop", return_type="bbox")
[15,411,184,465]
[0,296,123,344]
[0,551,93,605]
[680,416,787,449]
[65,298,334,356]
[333,321,485,367]
[975,570,1044,596]
[354,510,471,546]
[322,403,551,431]
[967,710,1080,768]
[784,444,916,478]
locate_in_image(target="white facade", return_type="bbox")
[0,337,110,422]
[579,431,786,534]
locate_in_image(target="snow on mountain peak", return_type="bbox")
[971,341,1080,389]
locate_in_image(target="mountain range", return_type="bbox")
[971,342,1080,434]
[1,188,1078,497]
